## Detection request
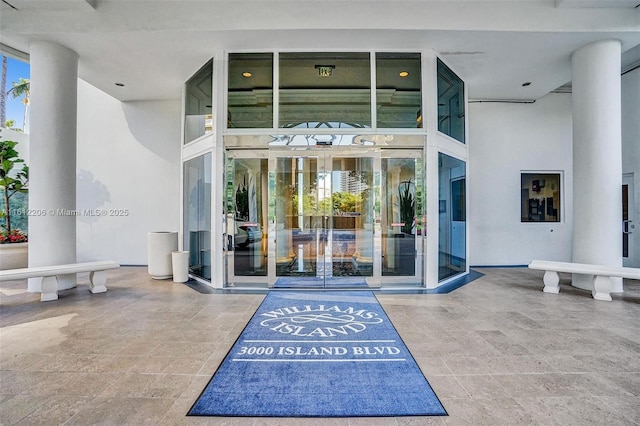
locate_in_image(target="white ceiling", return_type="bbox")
[1,0,639,102]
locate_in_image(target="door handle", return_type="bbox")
[623,220,633,235]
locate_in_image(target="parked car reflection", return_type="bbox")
[238,225,262,244]
[235,226,249,248]
[235,224,262,248]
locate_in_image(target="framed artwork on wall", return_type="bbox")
[521,172,561,223]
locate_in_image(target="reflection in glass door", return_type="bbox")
[438,153,467,281]
[331,156,374,281]
[184,153,212,280]
[225,152,269,286]
[381,153,423,282]
[225,144,424,288]
[270,149,374,288]
[273,155,323,281]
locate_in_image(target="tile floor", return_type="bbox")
[1,267,639,425]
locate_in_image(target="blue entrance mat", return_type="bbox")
[189,291,447,417]
[273,276,368,288]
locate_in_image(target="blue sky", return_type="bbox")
[3,56,30,132]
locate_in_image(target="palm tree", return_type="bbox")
[4,119,17,130]
[7,78,29,132]
[0,56,7,128]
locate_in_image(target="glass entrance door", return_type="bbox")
[225,141,424,289]
[270,148,375,288]
[225,150,269,286]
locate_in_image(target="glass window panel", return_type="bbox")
[274,156,320,277]
[228,53,274,128]
[437,59,465,143]
[184,153,212,280]
[279,52,371,128]
[184,60,213,143]
[521,173,561,222]
[229,158,268,276]
[331,157,374,277]
[381,158,417,276]
[376,53,422,128]
[439,153,466,281]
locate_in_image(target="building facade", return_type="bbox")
[0,1,638,292]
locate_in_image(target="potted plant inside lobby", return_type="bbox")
[398,179,415,235]
[396,179,416,275]
[0,139,29,269]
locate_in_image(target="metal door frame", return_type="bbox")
[267,146,381,288]
[224,145,425,288]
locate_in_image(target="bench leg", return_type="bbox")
[592,275,612,301]
[89,270,108,294]
[542,271,560,294]
[40,276,59,302]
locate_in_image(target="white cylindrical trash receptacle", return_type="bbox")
[172,251,189,283]
[148,231,178,279]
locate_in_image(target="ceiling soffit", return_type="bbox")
[0,1,638,101]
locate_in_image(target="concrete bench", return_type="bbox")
[0,261,120,302]
[528,260,640,301]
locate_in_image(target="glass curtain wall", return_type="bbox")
[184,60,213,143]
[279,52,371,128]
[216,52,470,287]
[184,153,212,280]
[376,53,422,128]
[437,59,465,143]
[438,153,466,281]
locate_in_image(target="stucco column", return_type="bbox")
[28,41,78,292]
[571,40,623,292]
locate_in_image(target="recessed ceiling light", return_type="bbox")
[242,72,252,78]
[522,82,532,87]
[399,71,409,77]
[115,82,125,87]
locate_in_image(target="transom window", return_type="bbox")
[226,52,426,131]
[279,52,371,128]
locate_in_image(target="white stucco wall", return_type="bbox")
[76,80,181,265]
[468,93,574,266]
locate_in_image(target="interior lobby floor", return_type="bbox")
[1,266,639,425]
